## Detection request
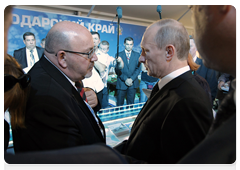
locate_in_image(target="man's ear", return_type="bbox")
[56,51,67,68]
[165,45,174,62]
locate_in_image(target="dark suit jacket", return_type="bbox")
[12,55,106,153]
[5,143,127,164]
[193,71,212,103]
[178,114,236,164]
[114,71,213,163]
[195,58,218,102]
[116,50,141,90]
[13,46,44,69]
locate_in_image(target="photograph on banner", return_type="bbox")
[7,7,147,107]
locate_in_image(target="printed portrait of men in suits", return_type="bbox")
[13,32,44,71]
[116,37,141,106]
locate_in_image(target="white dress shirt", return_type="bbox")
[26,47,39,67]
[158,66,190,90]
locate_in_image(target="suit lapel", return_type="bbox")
[130,71,193,136]
[128,51,134,67]
[123,51,130,69]
[22,47,28,68]
[39,56,105,141]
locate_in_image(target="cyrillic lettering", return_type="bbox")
[108,25,115,34]
[42,17,50,27]
[95,24,102,32]
[20,15,31,28]
[50,19,58,27]
[12,14,19,25]
[88,23,95,32]
[32,17,41,27]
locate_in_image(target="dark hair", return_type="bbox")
[23,32,35,40]
[4,55,30,129]
[124,37,134,44]
[91,31,100,39]
[41,38,46,43]
[100,40,109,46]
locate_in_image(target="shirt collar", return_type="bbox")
[43,55,77,90]
[27,47,36,52]
[125,49,132,55]
[158,66,190,90]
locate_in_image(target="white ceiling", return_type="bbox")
[66,5,193,28]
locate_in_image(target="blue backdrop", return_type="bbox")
[8,7,147,58]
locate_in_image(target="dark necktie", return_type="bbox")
[75,81,87,102]
[208,90,235,135]
[149,83,159,99]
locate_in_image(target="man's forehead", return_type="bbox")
[125,40,133,44]
[100,44,108,48]
[25,35,35,39]
[92,34,99,39]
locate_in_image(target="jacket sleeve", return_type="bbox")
[129,53,141,81]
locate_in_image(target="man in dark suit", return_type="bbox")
[116,37,141,106]
[178,5,236,164]
[13,32,44,70]
[12,21,106,153]
[114,19,213,164]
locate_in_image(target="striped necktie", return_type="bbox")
[126,53,130,64]
[30,49,35,67]
[75,81,87,102]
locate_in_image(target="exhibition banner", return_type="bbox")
[8,7,147,57]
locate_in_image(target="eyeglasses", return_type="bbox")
[4,74,31,92]
[55,48,96,60]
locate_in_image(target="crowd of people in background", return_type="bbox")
[10,30,232,110]
[4,5,236,164]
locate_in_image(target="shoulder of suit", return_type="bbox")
[132,50,140,55]
[14,47,26,53]
[36,46,44,50]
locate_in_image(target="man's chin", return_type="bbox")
[84,72,93,79]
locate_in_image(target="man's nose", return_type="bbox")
[139,54,146,63]
[91,53,98,61]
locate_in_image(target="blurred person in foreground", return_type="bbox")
[4,55,31,150]
[189,35,218,105]
[178,5,236,164]
[114,18,213,164]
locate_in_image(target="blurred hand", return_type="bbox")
[116,57,124,69]
[83,88,98,108]
[125,78,133,86]
[218,81,225,90]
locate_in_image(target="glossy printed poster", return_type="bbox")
[8,7,147,58]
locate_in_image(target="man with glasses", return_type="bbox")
[12,21,106,153]
[82,32,106,108]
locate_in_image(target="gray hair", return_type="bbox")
[149,19,190,60]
